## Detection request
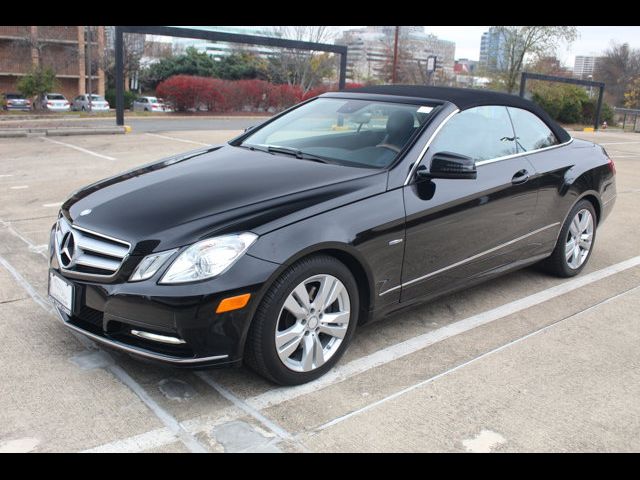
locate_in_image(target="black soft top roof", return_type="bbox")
[344,84,571,143]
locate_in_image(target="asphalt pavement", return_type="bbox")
[0,126,639,452]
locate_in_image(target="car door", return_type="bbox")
[505,107,573,251]
[400,105,539,303]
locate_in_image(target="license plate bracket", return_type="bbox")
[48,271,75,316]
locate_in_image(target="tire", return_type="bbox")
[245,255,359,385]
[540,199,597,277]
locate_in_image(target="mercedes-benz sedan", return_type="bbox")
[48,85,616,385]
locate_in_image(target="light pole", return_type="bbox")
[86,26,92,113]
[391,26,399,84]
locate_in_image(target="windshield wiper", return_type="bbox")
[266,145,332,164]
[240,143,332,164]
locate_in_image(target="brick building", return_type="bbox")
[0,26,105,99]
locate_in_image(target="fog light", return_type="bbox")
[216,293,251,313]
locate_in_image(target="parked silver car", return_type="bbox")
[71,94,110,112]
[132,96,169,112]
[40,93,70,112]
[2,92,32,111]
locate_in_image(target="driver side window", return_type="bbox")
[429,106,517,162]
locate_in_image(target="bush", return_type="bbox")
[104,89,137,110]
[531,82,614,126]
[155,76,369,113]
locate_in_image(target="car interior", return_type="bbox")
[271,108,436,169]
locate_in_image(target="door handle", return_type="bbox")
[511,169,529,185]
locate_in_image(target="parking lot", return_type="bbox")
[1,126,639,453]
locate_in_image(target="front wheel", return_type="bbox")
[245,255,359,385]
[541,199,597,277]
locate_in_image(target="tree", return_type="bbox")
[213,50,268,80]
[17,66,58,107]
[595,42,640,106]
[376,28,418,84]
[489,26,577,93]
[139,47,218,91]
[624,77,640,109]
[103,31,145,92]
[267,26,337,94]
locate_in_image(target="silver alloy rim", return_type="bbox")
[275,274,351,373]
[565,208,594,269]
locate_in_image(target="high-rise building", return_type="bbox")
[335,26,455,83]
[169,26,281,59]
[0,26,105,99]
[573,55,602,79]
[479,27,508,72]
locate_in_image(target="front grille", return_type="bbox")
[55,218,131,279]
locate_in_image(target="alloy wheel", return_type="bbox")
[565,208,594,269]
[275,274,351,372]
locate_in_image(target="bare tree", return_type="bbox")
[490,26,577,93]
[268,26,338,93]
[102,30,145,91]
[595,42,640,106]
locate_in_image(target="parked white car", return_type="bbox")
[71,94,110,112]
[132,96,169,112]
[40,93,70,112]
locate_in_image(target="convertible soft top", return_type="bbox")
[344,84,571,144]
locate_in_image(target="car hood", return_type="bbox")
[62,144,385,253]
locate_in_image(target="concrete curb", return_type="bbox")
[0,126,128,138]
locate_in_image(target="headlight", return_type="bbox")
[129,249,178,282]
[159,233,258,284]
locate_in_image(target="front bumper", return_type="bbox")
[49,230,281,367]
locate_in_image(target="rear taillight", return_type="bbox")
[607,157,616,175]
[7,100,14,105]
[47,101,53,106]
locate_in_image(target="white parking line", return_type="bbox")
[314,283,640,432]
[0,174,14,178]
[145,133,211,146]
[10,185,28,190]
[196,371,303,450]
[244,255,640,410]
[82,427,177,453]
[600,141,640,145]
[41,137,116,161]
[42,202,62,208]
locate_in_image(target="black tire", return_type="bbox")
[540,199,597,277]
[244,255,359,385]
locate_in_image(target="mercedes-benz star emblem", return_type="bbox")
[59,231,76,267]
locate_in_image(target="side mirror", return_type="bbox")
[416,151,477,180]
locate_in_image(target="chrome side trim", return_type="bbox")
[404,109,460,185]
[131,329,186,345]
[475,138,574,167]
[379,223,560,296]
[54,308,228,364]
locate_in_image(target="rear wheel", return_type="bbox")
[541,199,597,277]
[245,255,359,385]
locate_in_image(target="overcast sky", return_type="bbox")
[339,26,640,67]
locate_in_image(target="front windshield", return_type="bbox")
[89,95,105,101]
[239,97,439,169]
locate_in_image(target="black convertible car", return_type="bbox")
[48,85,616,385]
